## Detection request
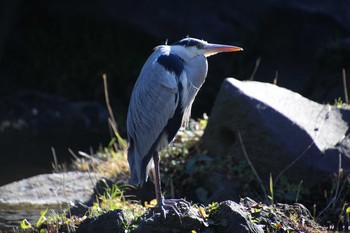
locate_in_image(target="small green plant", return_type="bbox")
[95,183,146,229]
[20,208,85,232]
[20,219,33,230]
[21,209,48,231]
[35,209,48,229]
[274,176,309,203]
[206,202,220,215]
[334,97,343,107]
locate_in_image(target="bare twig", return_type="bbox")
[108,118,119,139]
[332,153,342,209]
[343,68,348,104]
[269,173,274,205]
[237,131,267,198]
[295,180,303,203]
[51,147,61,173]
[68,148,79,161]
[274,140,315,185]
[62,172,67,200]
[275,106,330,184]
[318,153,342,217]
[249,57,261,80]
[102,74,127,151]
[78,151,94,159]
[103,74,118,135]
[273,70,278,85]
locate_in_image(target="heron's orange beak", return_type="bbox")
[203,43,243,57]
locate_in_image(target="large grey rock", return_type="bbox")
[201,78,350,186]
[0,171,102,207]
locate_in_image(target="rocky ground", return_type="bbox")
[0,171,327,232]
[76,198,327,233]
[0,1,349,232]
[1,78,348,232]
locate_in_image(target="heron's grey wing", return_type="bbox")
[127,51,184,185]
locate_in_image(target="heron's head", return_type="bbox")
[170,37,243,59]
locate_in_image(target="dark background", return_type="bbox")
[0,0,349,185]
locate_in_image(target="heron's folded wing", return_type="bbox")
[127,54,183,168]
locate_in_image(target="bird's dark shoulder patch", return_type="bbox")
[156,53,184,77]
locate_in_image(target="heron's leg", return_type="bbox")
[152,152,182,219]
[152,152,164,207]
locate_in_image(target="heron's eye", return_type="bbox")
[196,44,203,49]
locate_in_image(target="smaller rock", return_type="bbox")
[209,200,264,233]
[132,200,207,233]
[69,202,90,218]
[239,198,327,232]
[0,171,103,207]
[76,210,125,233]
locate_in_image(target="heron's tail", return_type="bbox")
[127,140,141,186]
[127,137,157,187]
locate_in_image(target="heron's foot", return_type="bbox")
[155,198,190,221]
[163,198,191,209]
[156,202,179,220]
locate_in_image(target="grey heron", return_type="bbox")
[127,37,243,217]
